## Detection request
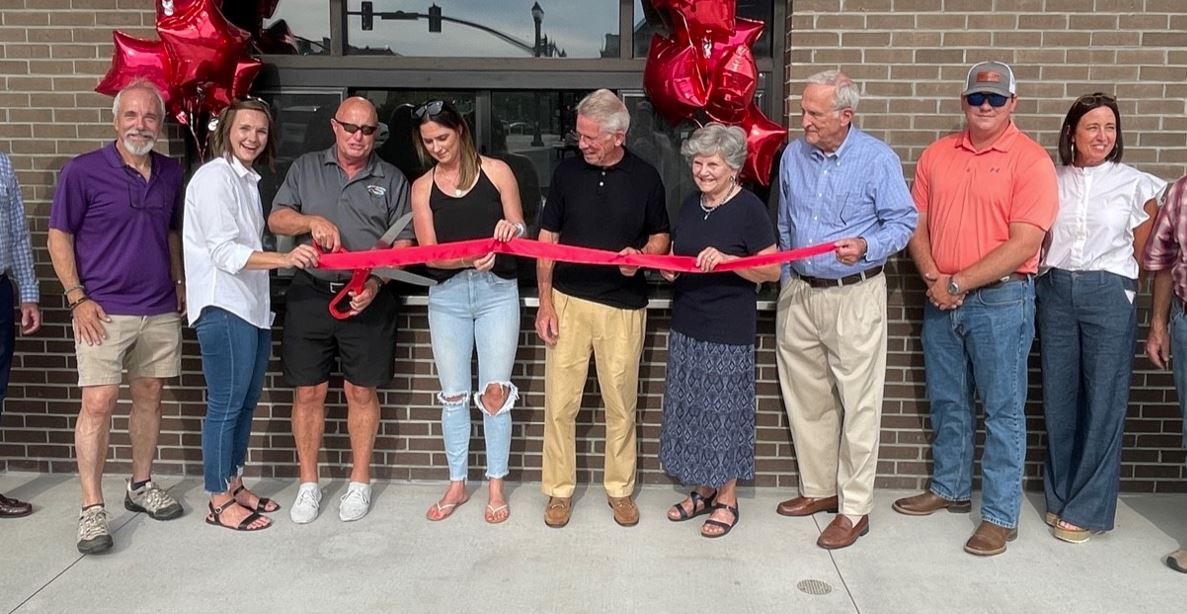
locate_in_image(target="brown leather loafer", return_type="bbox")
[0,493,32,518]
[963,521,1018,556]
[776,495,839,517]
[891,491,972,516]
[608,496,639,527]
[1167,548,1187,573]
[817,514,869,549]
[544,496,571,528]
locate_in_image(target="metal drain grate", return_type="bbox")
[796,579,834,595]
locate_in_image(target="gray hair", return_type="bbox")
[680,123,748,171]
[111,79,166,118]
[576,89,630,135]
[805,70,860,112]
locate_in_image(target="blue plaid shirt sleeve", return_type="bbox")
[1,154,39,303]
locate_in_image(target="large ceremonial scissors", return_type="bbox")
[320,212,436,320]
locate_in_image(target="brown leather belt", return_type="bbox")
[799,265,883,289]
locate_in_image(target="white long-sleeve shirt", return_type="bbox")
[1043,161,1167,279]
[183,156,273,328]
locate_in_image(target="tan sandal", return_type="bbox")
[425,497,469,521]
[484,503,510,524]
[1052,520,1091,544]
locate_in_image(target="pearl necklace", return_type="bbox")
[699,185,738,220]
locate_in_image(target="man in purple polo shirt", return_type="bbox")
[47,81,185,554]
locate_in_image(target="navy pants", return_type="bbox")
[0,276,13,418]
[1036,269,1136,532]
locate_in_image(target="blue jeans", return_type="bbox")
[1171,307,1187,451]
[921,278,1035,529]
[195,307,271,494]
[428,270,520,481]
[1037,269,1135,531]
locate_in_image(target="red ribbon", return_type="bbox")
[316,238,837,273]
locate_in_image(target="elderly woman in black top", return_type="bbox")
[660,123,779,538]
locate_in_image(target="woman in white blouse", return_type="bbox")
[1038,93,1167,544]
[184,99,319,532]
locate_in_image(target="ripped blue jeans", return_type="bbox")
[428,269,521,480]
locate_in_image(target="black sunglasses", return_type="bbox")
[1074,92,1117,106]
[965,92,1011,108]
[331,117,378,136]
[414,100,445,119]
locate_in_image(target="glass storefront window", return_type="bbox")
[345,1,619,58]
[260,0,332,55]
[632,0,773,59]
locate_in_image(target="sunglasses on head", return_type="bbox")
[965,92,1011,108]
[1074,92,1117,106]
[331,117,378,136]
[414,100,446,119]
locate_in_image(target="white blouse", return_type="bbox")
[1043,161,1167,279]
[183,156,273,329]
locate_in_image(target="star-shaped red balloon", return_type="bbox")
[95,32,177,106]
[739,105,786,186]
[653,0,736,41]
[157,0,251,92]
[643,33,709,126]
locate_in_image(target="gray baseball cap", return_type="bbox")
[962,61,1016,97]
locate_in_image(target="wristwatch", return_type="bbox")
[947,277,961,295]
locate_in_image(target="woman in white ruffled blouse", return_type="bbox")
[1037,93,1167,544]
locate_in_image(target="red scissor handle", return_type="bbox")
[314,243,372,321]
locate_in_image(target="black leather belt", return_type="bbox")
[799,265,883,289]
[981,272,1032,289]
[297,270,351,293]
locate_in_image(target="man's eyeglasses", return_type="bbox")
[331,117,378,136]
[1074,92,1116,107]
[965,92,1011,108]
[413,100,445,119]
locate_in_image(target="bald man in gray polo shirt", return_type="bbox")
[269,97,413,524]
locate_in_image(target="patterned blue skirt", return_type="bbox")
[659,330,756,487]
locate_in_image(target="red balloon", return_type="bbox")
[157,0,251,91]
[739,105,786,186]
[654,0,736,41]
[705,44,757,124]
[94,32,176,105]
[643,33,708,126]
[200,59,262,115]
[701,17,763,75]
[257,19,299,55]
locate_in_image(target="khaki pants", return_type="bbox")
[541,290,645,499]
[775,275,886,516]
[75,313,182,387]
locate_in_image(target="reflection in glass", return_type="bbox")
[632,0,772,59]
[344,0,618,57]
[253,90,345,261]
[356,90,479,182]
[261,0,331,55]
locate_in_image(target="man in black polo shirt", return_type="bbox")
[536,89,670,528]
[269,97,413,524]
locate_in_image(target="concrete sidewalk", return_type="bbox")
[2,472,1185,613]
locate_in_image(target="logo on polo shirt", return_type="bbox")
[367,185,387,197]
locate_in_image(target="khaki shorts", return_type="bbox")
[75,313,182,387]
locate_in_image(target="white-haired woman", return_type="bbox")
[659,123,779,538]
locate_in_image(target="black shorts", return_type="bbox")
[281,273,398,387]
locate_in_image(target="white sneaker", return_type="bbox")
[338,481,371,522]
[289,482,322,524]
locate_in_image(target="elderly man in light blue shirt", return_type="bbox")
[773,70,917,550]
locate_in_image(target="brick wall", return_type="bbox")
[2,0,1185,493]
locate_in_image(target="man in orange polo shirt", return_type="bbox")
[894,61,1058,557]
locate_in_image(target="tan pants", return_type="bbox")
[541,290,645,499]
[775,275,886,516]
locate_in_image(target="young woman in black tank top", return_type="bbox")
[409,99,526,525]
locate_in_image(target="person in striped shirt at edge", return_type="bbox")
[0,150,41,519]
[1141,170,1187,574]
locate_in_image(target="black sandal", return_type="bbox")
[701,502,739,538]
[668,489,717,522]
[205,500,271,532]
[233,485,280,513]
